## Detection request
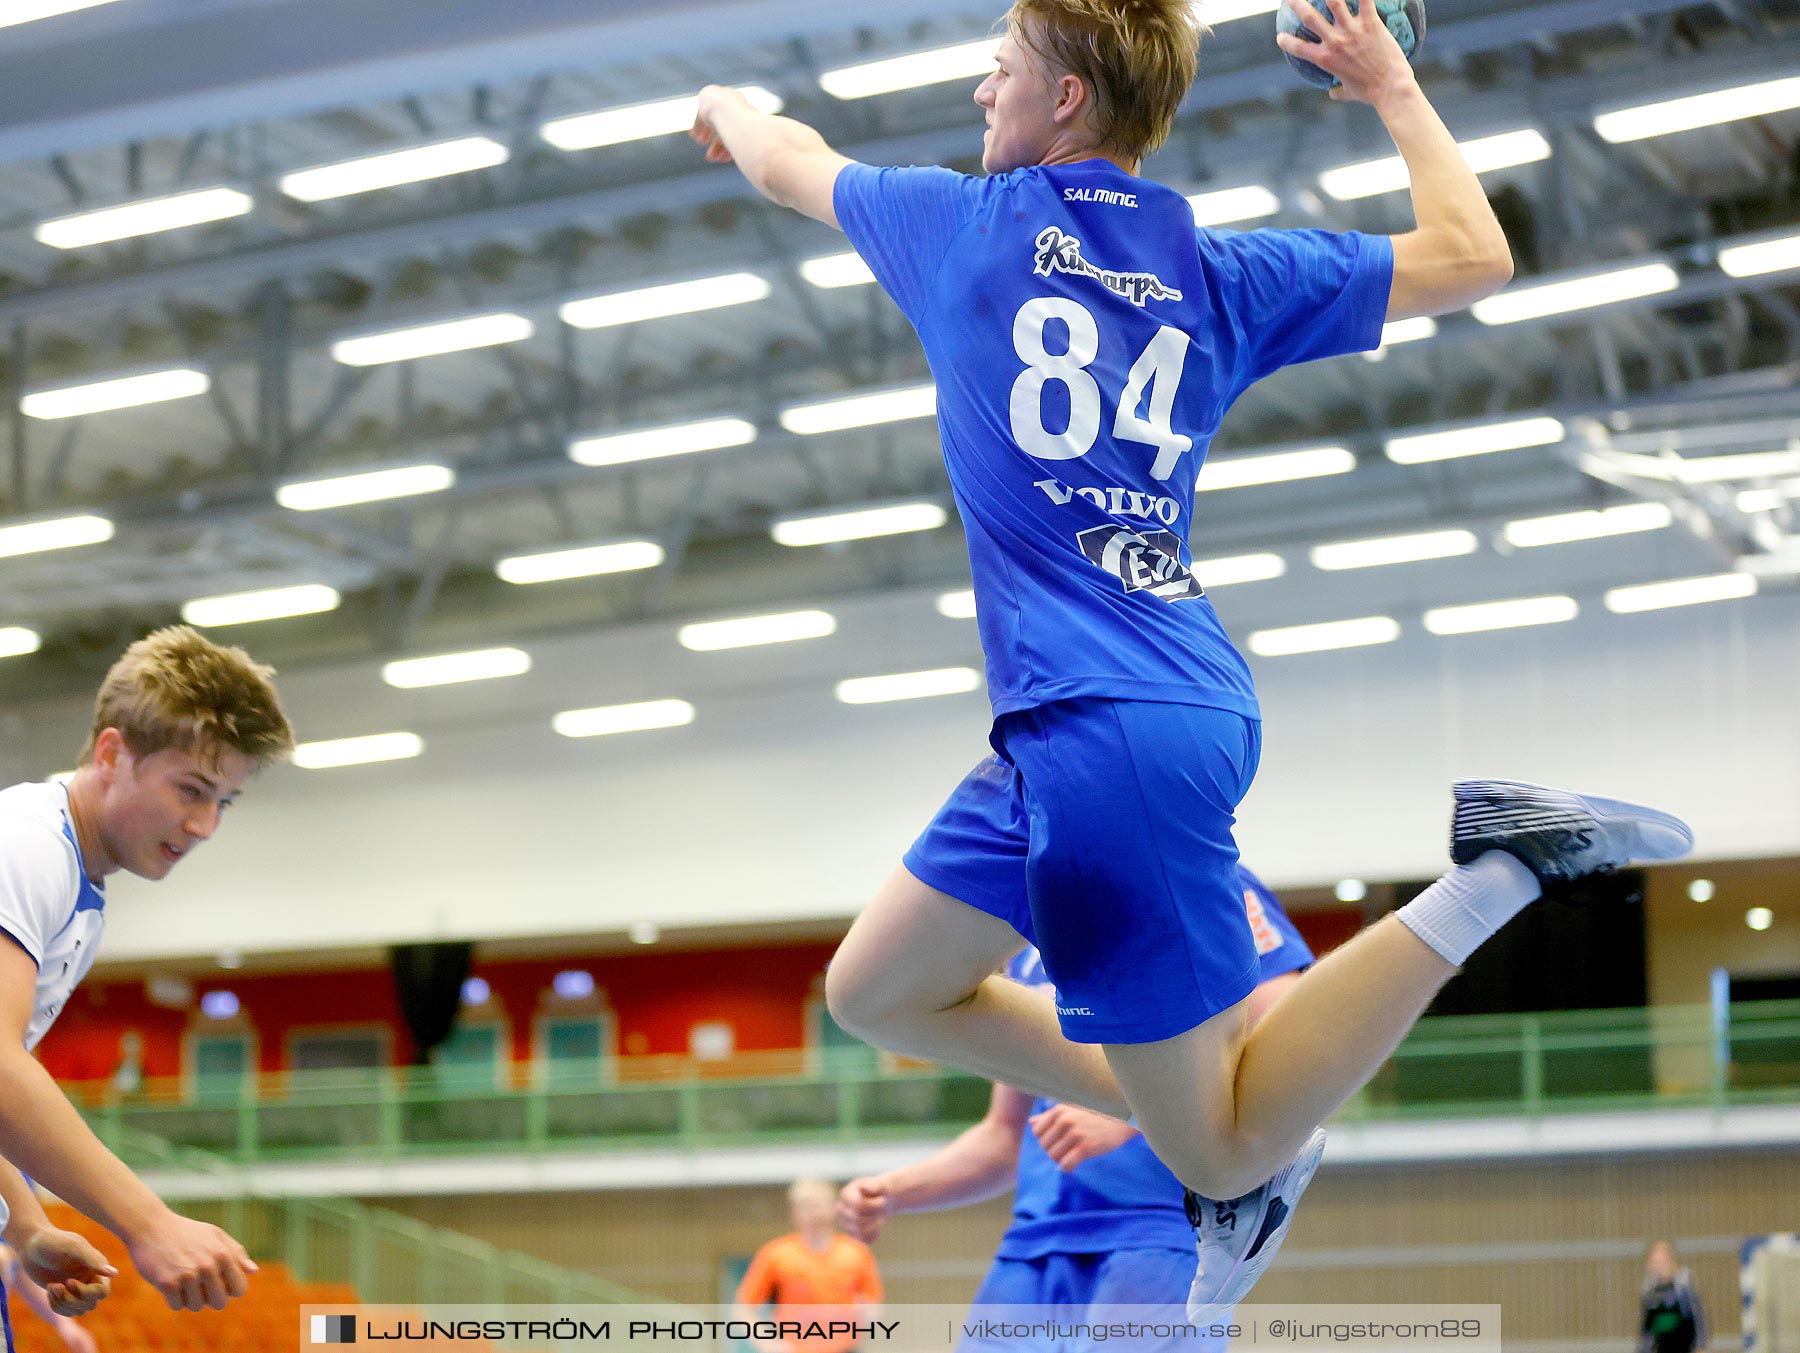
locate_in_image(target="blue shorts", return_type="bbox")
[959,1250,1224,1353]
[904,698,1264,1045]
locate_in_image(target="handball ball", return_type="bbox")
[1278,0,1427,89]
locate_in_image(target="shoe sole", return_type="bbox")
[1192,1128,1326,1309]
[1452,778,1693,862]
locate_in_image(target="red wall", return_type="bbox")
[40,911,1359,1085]
[39,941,838,1084]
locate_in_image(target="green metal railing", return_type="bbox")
[81,1000,1800,1167]
[108,1124,650,1304]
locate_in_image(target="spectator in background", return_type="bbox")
[1641,1239,1709,1353]
[735,1179,882,1353]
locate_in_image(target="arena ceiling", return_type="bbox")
[0,0,1796,706]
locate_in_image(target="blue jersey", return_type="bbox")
[997,867,1315,1258]
[835,160,1392,720]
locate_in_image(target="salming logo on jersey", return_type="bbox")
[1076,524,1203,602]
[1031,227,1183,307]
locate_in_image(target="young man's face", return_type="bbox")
[93,732,256,880]
[975,28,1068,174]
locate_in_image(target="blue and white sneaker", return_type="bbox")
[1451,778,1693,884]
[1185,1127,1325,1313]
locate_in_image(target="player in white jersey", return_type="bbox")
[0,627,294,1321]
[692,0,1692,1309]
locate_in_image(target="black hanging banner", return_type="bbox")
[389,941,474,1065]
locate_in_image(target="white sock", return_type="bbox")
[1395,850,1542,966]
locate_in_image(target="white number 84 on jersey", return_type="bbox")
[1010,297,1194,481]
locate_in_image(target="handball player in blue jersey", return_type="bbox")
[694,0,1693,1308]
[840,834,1316,1350]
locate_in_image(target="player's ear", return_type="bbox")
[1052,71,1092,127]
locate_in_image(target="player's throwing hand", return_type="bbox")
[1277,0,1417,103]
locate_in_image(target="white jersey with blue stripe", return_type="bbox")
[0,781,108,1052]
[834,159,1392,721]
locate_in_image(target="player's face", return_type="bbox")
[94,733,256,881]
[975,30,1065,174]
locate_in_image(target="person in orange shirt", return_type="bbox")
[735,1179,882,1353]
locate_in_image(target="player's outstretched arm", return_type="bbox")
[1277,0,1512,318]
[838,1084,1031,1241]
[0,944,256,1311]
[691,84,853,228]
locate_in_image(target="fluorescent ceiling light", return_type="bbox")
[1197,445,1355,491]
[0,0,124,28]
[1310,529,1479,571]
[36,187,252,249]
[1424,595,1579,635]
[0,514,113,558]
[1248,616,1402,657]
[560,273,770,329]
[1188,185,1280,227]
[569,417,756,467]
[293,732,424,770]
[0,628,41,659]
[780,384,936,435]
[1472,263,1678,325]
[1385,416,1565,465]
[1320,130,1550,201]
[1593,75,1800,144]
[181,584,341,628]
[1502,501,1673,547]
[554,699,696,738]
[279,136,509,202]
[772,501,947,547]
[331,313,532,366]
[1379,317,1437,346]
[382,648,531,689]
[1605,573,1758,613]
[276,464,454,512]
[1720,232,1800,278]
[836,667,981,704]
[935,589,977,619]
[678,610,837,651]
[1746,906,1774,932]
[541,87,782,151]
[819,37,1000,100]
[1193,552,1286,587]
[497,540,665,584]
[1736,481,1800,513]
[1673,450,1800,483]
[21,368,209,420]
[799,252,876,289]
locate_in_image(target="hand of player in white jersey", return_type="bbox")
[836,1177,891,1242]
[19,1227,117,1317]
[1028,1104,1140,1171]
[1276,0,1418,105]
[126,1211,257,1311]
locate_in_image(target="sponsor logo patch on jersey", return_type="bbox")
[1032,227,1183,307]
[1076,524,1203,602]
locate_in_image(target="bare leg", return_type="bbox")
[826,866,1131,1117]
[1105,913,1456,1198]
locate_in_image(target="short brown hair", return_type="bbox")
[82,626,296,768]
[1008,0,1203,161]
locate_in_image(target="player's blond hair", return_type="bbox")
[787,1177,837,1206]
[82,626,296,769]
[1007,0,1204,161]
